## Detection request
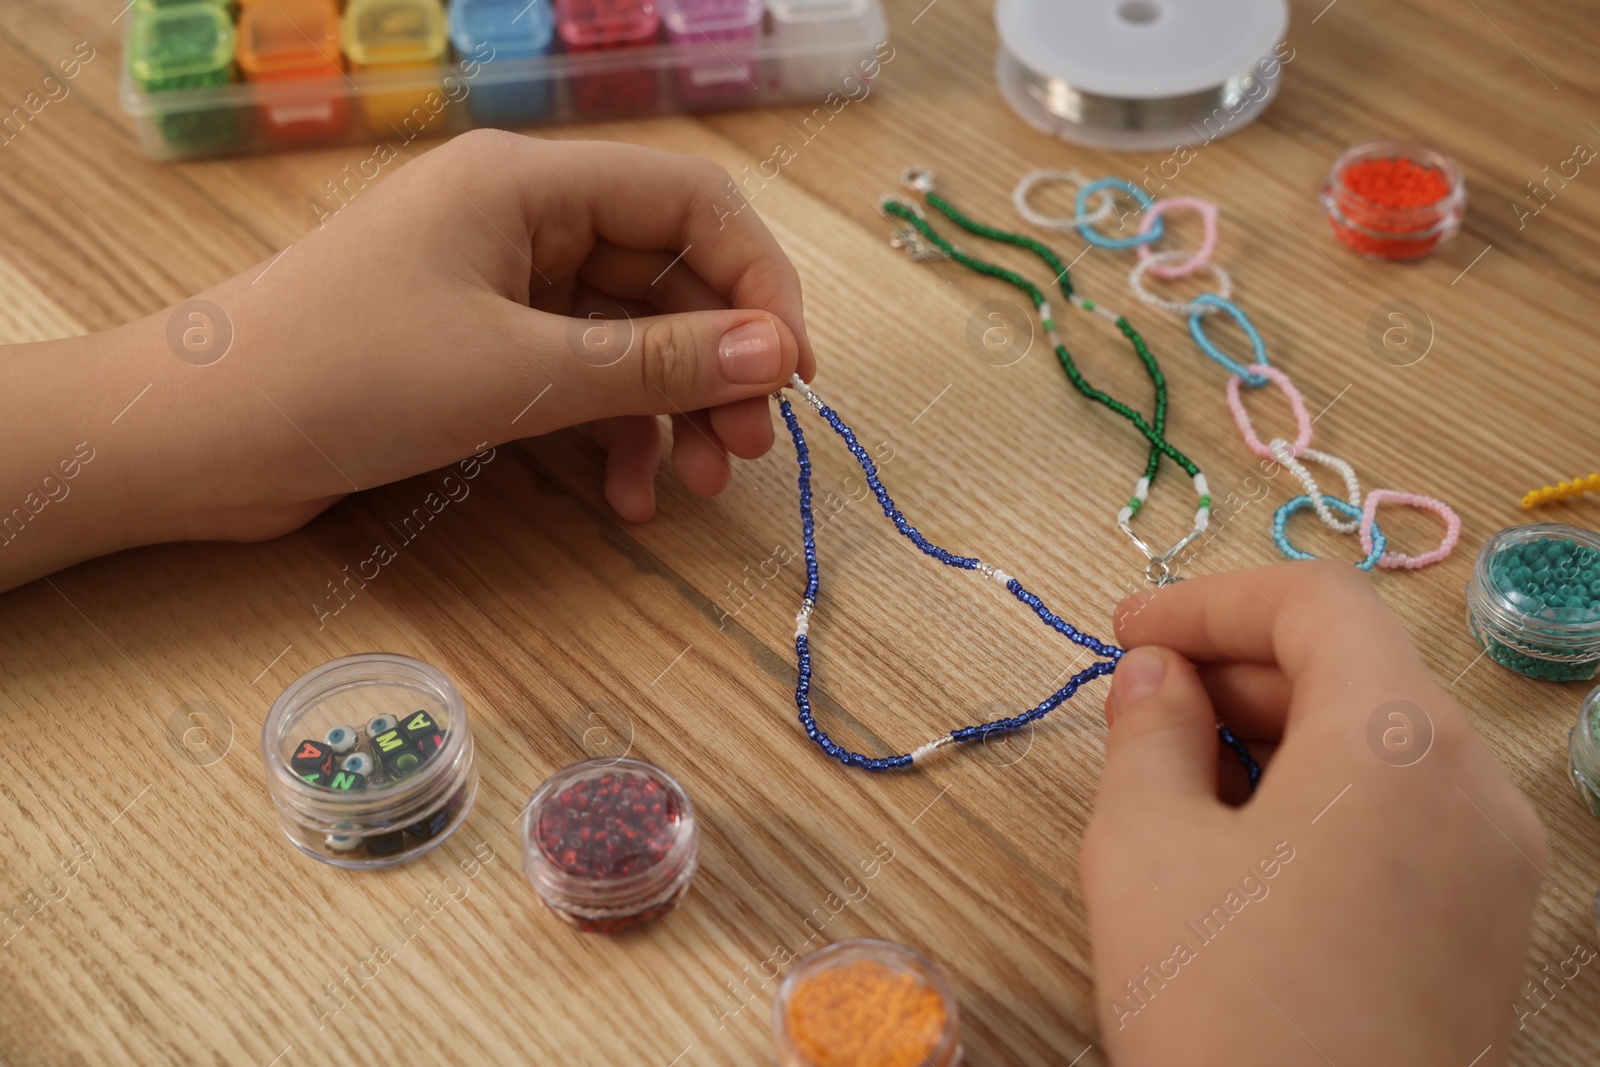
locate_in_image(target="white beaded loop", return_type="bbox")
[1270,439,1364,534]
[1012,169,1117,230]
[1128,252,1233,316]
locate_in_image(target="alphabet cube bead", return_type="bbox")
[405,807,451,840]
[289,739,335,784]
[371,727,415,777]
[366,830,406,857]
[399,710,439,739]
[327,768,367,792]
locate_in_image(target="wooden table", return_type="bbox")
[2,0,1599,1062]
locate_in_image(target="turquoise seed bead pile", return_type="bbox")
[1476,535,1600,681]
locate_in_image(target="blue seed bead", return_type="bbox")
[775,394,1258,785]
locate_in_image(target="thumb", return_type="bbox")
[1099,646,1220,812]
[543,307,799,423]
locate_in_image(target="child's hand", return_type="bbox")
[1086,562,1545,1066]
[38,131,811,579]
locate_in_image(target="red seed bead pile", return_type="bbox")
[1324,148,1461,261]
[537,771,681,880]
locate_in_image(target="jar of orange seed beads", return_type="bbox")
[773,939,962,1067]
[1320,140,1465,261]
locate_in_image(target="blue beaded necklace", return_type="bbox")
[777,375,1261,787]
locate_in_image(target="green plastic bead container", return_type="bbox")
[1466,524,1600,682]
[127,1,246,151]
[1570,686,1600,817]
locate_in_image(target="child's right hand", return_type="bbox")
[1085,561,1545,1066]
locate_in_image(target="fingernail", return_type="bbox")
[1111,647,1166,712]
[719,320,782,384]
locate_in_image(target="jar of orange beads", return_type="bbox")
[773,939,962,1067]
[1320,140,1465,262]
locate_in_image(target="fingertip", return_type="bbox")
[709,396,776,460]
[670,413,731,497]
[606,473,656,523]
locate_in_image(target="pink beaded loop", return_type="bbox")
[1225,366,1313,460]
[1136,197,1220,279]
[1359,490,1462,569]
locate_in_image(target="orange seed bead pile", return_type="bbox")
[785,960,947,1067]
[1340,156,1451,209]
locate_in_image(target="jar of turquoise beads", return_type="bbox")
[1569,686,1600,817]
[1466,524,1600,682]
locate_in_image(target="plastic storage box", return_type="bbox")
[119,0,889,160]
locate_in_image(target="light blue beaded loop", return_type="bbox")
[1274,495,1387,571]
[1187,293,1270,386]
[1076,178,1164,250]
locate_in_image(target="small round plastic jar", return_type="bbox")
[773,939,962,1067]
[1320,140,1465,261]
[1570,686,1600,817]
[262,654,478,869]
[1466,524,1600,682]
[521,757,697,933]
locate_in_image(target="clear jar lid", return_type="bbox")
[773,939,962,1067]
[521,757,697,932]
[262,653,478,869]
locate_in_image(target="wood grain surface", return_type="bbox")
[2,0,1599,1062]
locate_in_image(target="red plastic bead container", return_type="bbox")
[1320,140,1465,262]
[521,757,697,933]
[556,0,662,115]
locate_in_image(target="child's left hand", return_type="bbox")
[10,131,813,588]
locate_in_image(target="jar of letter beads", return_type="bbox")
[1569,686,1600,817]
[773,939,963,1067]
[521,757,698,933]
[1466,524,1600,682]
[262,654,478,869]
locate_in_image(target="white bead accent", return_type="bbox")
[910,736,952,763]
[1045,328,1063,351]
[1195,508,1211,532]
[1117,505,1134,525]
[1273,439,1363,534]
[1037,299,1053,324]
[992,568,1012,586]
[1194,473,1209,498]
[1133,477,1151,502]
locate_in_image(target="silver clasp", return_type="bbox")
[880,195,946,262]
[1119,516,1201,587]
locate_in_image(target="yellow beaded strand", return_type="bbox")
[1522,472,1600,508]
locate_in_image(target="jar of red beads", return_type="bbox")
[1320,140,1465,262]
[262,654,479,869]
[521,757,698,933]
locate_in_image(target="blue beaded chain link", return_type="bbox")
[778,378,1262,790]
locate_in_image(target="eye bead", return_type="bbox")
[340,752,376,778]
[326,829,361,853]
[324,725,360,754]
[367,715,397,738]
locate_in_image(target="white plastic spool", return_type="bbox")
[994,0,1290,152]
